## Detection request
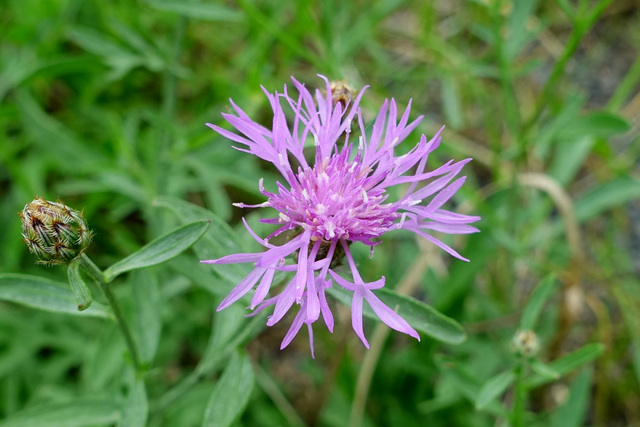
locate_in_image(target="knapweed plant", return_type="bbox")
[202,76,480,354]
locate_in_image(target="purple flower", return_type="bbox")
[202,76,480,355]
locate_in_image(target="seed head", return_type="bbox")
[511,329,540,357]
[19,197,92,266]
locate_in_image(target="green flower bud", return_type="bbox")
[19,197,92,266]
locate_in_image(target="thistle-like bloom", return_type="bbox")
[202,76,480,354]
[19,197,92,266]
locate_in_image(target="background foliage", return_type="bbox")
[1,0,639,425]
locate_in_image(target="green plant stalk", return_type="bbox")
[525,0,614,130]
[607,54,640,111]
[79,254,141,371]
[511,357,528,427]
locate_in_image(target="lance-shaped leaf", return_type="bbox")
[0,273,110,318]
[520,274,556,330]
[525,343,604,389]
[103,220,210,282]
[119,379,148,427]
[0,397,119,427]
[475,370,515,410]
[202,351,255,427]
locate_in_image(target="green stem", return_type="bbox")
[511,358,528,427]
[79,254,141,371]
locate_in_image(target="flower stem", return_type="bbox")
[510,357,528,427]
[79,254,141,371]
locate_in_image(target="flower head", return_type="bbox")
[202,76,480,355]
[19,197,92,266]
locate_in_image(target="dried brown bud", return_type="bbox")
[329,80,356,109]
[511,330,540,357]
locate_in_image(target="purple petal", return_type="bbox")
[201,252,261,264]
[318,279,334,332]
[280,307,305,350]
[256,234,306,268]
[402,224,470,262]
[250,267,276,309]
[267,278,297,326]
[363,289,420,340]
[328,269,357,291]
[217,267,266,311]
[305,271,320,323]
[351,288,369,348]
[307,323,315,359]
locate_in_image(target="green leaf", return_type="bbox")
[196,306,266,376]
[327,285,466,344]
[103,220,210,282]
[556,112,630,139]
[67,258,93,311]
[475,370,515,410]
[146,0,242,21]
[0,398,120,427]
[442,76,463,130]
[574,177,640,222]
[119,379,148,427]
[549,135,596,185]
[433,355,508,417]
[153,197,249,288]
[202,352,255,427]
[131,270,162,365]
[0,274,110,318]
[550,369,592,427]
[519,275,556,330]
[525,343,604,389]
[529,359,560,380]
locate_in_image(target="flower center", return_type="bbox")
[272,150,399,243]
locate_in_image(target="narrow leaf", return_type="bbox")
[434,355,508,417]
[202,352,255,427]
[103,220,210,282]
[0,273,110,318]
[550,369,592,427]
[154,197,249,287]
[529,359,560,380]
[132,270,162,365]
[574,177,640,222]
[0,398,119,427]
[525,343,604,389]
[519,275,556,330]
[146,0,242,21]
[442,76,463,130]
[328,285,466,344]
[119,379,148,427]
[475,370,515,410]
[67,258,93,311]
[556,111,630,139]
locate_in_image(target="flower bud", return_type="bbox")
[511,330,540,357]
[19,197,92,266]
[329,80,356,108]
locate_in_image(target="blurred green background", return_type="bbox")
[1,0,639,426]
